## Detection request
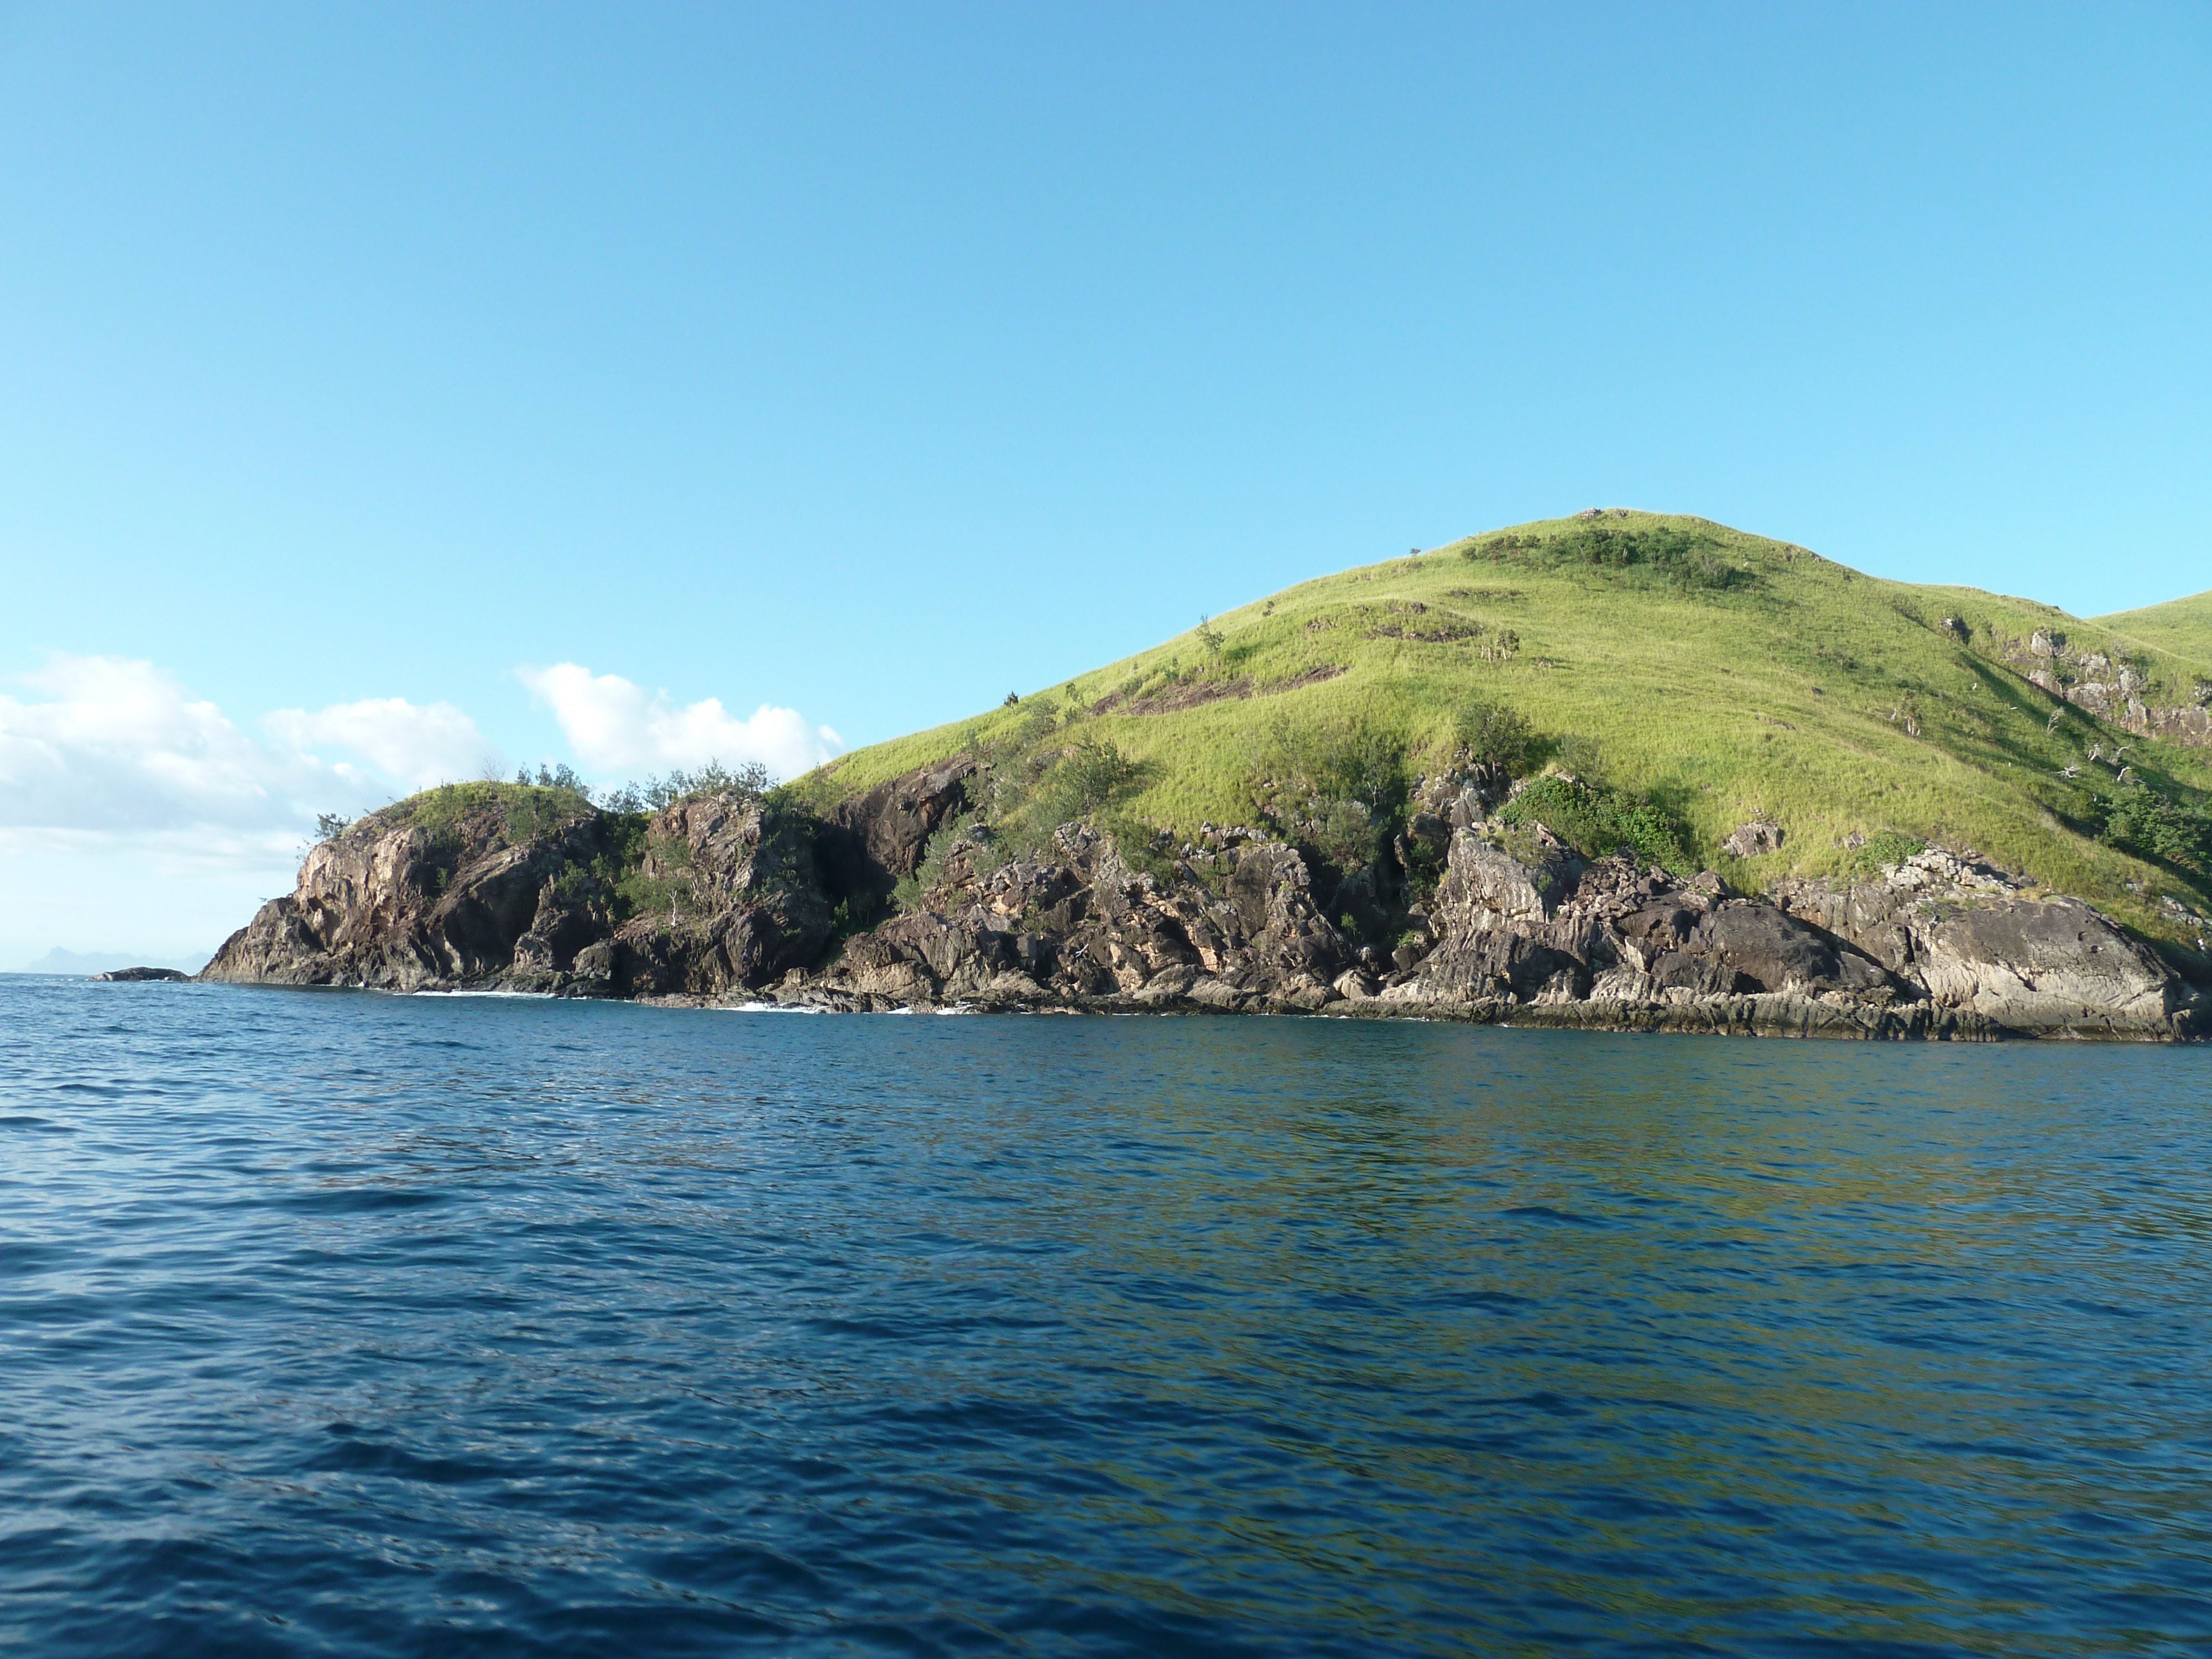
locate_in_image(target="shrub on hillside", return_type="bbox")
[895,812,1014,911]
[1468,524,1750,591]
[614,826,697,920]
[1841,830,1928,879]
[2096,783,2212,878]
[1450,700,1533,776]
[1303,797,1380,871]
[1250,712,1407,817]
[1495,776,1694,873]
[1032,739,1144,824]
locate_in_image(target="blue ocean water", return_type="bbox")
[1,977,2208,1657]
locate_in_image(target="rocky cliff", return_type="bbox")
[202,761,2203,1041]
[2002,625,2212,748]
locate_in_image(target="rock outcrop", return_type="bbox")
[201,791,838,997]
[2001,629,2212,747]
[203,808,610,992]
[1771,848,2188,1036]
[201,764,2204,1041]
[770,810,2198,1039]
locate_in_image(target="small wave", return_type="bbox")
[406,989,556,999]
[1504,1204,1606,1227]
[719,1002,827,1014]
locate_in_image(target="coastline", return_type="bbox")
[178,976,2198,1042]
[199,763,2208,1045]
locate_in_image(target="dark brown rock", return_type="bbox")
[196,769,2201,1040]
[815,760,976,900]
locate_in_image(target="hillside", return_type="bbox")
[806,512,2212,964]
[2098,589,2212,667]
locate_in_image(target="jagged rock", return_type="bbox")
[1332,968,1379,1001]
[1697,902,1893,999]
[1721,821,1785,858]
[1997,634,2209,748]
[201,810,604,990]
[1770,850,2194,1036]
[91,967,189,982]
[1436,832,1564,930]
[199,759,2201,1041]
[815,761,975,900]
[201,789,827,997]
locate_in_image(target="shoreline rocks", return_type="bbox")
[200,765,2206,1043]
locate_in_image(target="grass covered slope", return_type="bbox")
[805,513,2212,964]
[2098,589,2212,666]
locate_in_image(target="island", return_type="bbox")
[202,513,2212,1040]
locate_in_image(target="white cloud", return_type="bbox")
[0,654,510,967]
[518,662,842,782]
[0,655,331,833]
[264,697,502,789]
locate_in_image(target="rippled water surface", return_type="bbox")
[3,977,2209,1656]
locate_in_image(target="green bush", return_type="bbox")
[595,759,770,815]
[1495,775,1694,873]
[611,823,696,920]
[1098,812,1185,887]
[1250,712,1406,816]
[894,812,1005,911]
[1304,797,1378,870]
[1015,739,1144,832]
[1450,700,1533,775]
[391,780,593,846]
[1841,830,1927,879]
[547,813,649,914]
[1470,524,1750,591]
[829,889,886,942]
[2097,783,2212,877]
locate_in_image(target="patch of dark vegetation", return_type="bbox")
[385,779,596,848]
[1468,524,1752,592]
[1496,776,1696,874]
[1363,614,1485,644]
[1840,830,1928,880]
[2094,782,2212,880]
[1089,662,1344,716]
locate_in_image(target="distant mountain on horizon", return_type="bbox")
[14,947,212,977]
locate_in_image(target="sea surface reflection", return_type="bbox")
[2,976,2207,1655]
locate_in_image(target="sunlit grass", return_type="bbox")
[811,513,2212,957]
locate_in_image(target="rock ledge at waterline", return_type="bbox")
[201,765,2201,1041]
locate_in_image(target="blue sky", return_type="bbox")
[1,2,2208,963]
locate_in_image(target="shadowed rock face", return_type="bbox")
[200,793,833,997]
[200,763,2203,1041]
[201,814,608,992]
[771,811,2196,1039]
[813,762,975,903]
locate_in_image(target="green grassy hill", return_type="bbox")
[2097,589,2212,665]
[804,513,2212,963]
